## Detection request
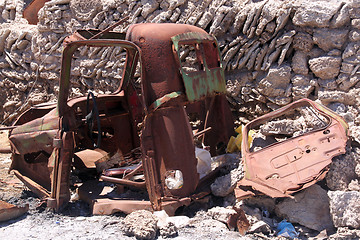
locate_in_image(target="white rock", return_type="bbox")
[328,191,360,228]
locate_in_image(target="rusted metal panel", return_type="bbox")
[141,106,199,198]
[236,98,349,199]
[77,180,191,216]
[47,130,74,210]
[58,39,141,117]
[0,200,29,222]
[172,32,226,102]
[9,108,59,155]
[12,170,50,198]
[185,95,234,156]
[126,23,206,106]
[23,0,50,24]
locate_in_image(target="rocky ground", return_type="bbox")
[0,129,359,240]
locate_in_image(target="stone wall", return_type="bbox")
[0,0,359,123]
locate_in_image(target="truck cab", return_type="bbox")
[7,23,234,214]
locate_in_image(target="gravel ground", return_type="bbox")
[0,152,250,240]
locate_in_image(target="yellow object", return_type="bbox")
[226,125,255,153]
[226,136,237,153]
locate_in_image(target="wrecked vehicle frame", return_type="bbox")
[6,23,234,215]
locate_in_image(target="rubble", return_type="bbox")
[328,191,360,229]
[210,166,244,197]
[326,147,358,191]
[123,210,158,240]
[275,185,334,232]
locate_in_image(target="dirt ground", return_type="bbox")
[0,149,249,240]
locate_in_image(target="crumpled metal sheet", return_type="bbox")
[0,200,28,222]
[236,98,349,199]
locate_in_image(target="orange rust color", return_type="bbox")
[236,98,349,199]
[0,200,28,222]
[23,0,50,25]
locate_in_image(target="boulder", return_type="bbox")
[258,64,292,97]
[275,184,334,231]
[292,51,309,75]
[124,210,158,240]
[313,28,348,51]
[326,147,358,191]
[211,167,244,197]
[292,1,341,27]
[309,56,341,79]
[328,191,360,228]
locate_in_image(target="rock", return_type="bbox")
[348,179,360,191]
[69,0,102,22]
[166,216,190,229]
[210,166,244,197]
[313,28,348,51]
[258,64,292,97]
[350,6,360,18]
[292,51,308,75]
[338,74,360,91]
[329,228,360,239]
[153,210,169,227]
[326,147,358,191]
[342,42,359,59]
[248,221,271,234]
[328,191,360,228]
[154,210,190,229]
[141,0,159,18]
[318,78,338,90]
[309,56,341,79]
[159,221,177,238]
[243,196,277,214]
[208,207,237,227]
[318,89,357,105]
[123,210,158,240]
[349,29,360,42]
[352,18,360,29]
[292,74,315,99]
[330,3,351,28]
[292,1,341,27]
[260,119,303,136]
[328,49,342,57]
[356,162,360,177]
[327,102,347,114]
[191,218,230,233]
[275,185,334,231]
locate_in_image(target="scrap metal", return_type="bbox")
[5,23,234,215]
[0,200,28,222]
[235,98,349,199]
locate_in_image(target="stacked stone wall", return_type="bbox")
[0,0,359,125]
